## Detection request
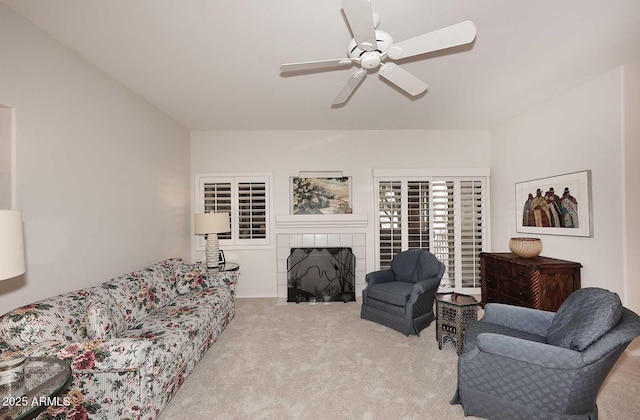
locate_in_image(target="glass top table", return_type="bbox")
[0,357,72,420]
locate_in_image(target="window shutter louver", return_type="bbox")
[203,182,232,240]
[238,182,267,240]
[460,180,484,288]
[432,181,456,288]
[378,181,402,269]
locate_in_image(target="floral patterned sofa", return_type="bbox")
[0,258,237,420]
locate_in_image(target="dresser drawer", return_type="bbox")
[501,278,531,304]
[510,265,531,281]
[485,258,509,275]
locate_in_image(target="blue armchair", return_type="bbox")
[451,287,640,419]
[360,249,445,336]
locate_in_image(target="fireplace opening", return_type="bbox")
[287,247,356,303]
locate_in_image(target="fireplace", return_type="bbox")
[287,247,356,303]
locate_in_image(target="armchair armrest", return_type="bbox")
[27,338,154,373]
[482,303,555,336]
[476,333,584,369]
[365,269,395,286]
[412,275,442,295]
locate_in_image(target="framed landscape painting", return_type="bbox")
[515,170,592,237]
[291,177,351,214]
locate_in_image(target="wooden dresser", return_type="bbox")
[480,252,582,312]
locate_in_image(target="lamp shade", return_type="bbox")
[0,210,26,281]
[194,212,230,235]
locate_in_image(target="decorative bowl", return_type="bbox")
[509,237,542,258]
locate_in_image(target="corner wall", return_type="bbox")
[623,64,640,354]
[0,4,191,310]
[489,68,625,296]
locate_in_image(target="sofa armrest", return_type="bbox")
[207,271,239,297]
[482,303,555,336]
[365,269,395,286]
[476,333,584,369]
[26,338,154,373]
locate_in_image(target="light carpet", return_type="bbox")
[159,298,639,420]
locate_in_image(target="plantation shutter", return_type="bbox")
[459,180,485,288]
[375,173,488,292]
[378,181,402,269]
[197,174,270,247]
[203,181,232,240]
[431,181,456,288]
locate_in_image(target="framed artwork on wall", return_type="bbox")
[291,176,352,214]
[515,170,593,237]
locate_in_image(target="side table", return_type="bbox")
[435,292,480,355]
[0,357,72,420]
[216,262,239,272]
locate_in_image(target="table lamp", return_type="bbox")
[0,210,27,384]
[0,210,25,281]
[194,212,230,271]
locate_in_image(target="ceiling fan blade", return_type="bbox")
[341,0,377,52]
[333,69,367,105]
[280,58,356,73]
[379,63,428,96]
[387,20,477,60]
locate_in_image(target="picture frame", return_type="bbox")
[291,176,352,214]
[218,250,225,265]
[515,170,593,237]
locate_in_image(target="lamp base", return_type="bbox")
[205,234,220,271]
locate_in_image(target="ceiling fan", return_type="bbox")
[280,0,477,105]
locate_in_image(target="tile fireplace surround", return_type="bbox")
[275,214,368,304]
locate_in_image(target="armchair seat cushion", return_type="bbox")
[366,281,413,307]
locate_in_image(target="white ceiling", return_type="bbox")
[3,0,640,131]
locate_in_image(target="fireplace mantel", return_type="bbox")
[275,214,368,229]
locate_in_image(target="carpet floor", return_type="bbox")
[158,298,639,420]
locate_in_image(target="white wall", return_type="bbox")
[0,107,11,209]
[191,130,490,297]
[490,68,625,296]
[0,4,191,311]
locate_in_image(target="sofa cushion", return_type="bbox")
[102,269,168,326]
[119,304,215,367]
[146,258,182,304]
[547,288,623,351]
[0,287,112,350]
[168,286,232,312]
[175,263,207,294]
[84,300,126,339]
[0,303,67,350]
